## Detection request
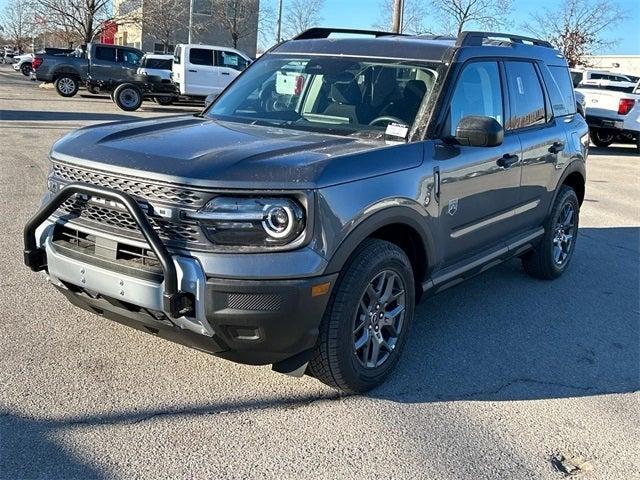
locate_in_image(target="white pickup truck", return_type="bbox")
[577,81,640,153]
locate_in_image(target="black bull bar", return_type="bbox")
[23,183,194,319]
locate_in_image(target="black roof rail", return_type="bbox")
[457,31,553,48]
[417,34,457,41]
[293,27,405,40]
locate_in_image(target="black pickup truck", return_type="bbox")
[32,43,176,110]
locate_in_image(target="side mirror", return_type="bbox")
[455,115,504,147]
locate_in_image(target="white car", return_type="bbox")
[577,81,640,152]
[574,69,637,90]
[137,53,173,81]
[172,44,251,98]
[12,53,33,76]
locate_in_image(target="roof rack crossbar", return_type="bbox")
[457,31,553,48]
[293,28,405,41]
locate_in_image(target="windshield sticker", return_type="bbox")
[385,123,409,139]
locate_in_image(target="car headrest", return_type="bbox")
[325,73,361,105]
[404,80,427,102]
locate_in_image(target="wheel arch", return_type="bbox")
[324,206,435,300]
[550,160,586,212]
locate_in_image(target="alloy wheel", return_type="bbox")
[58,78,75,95]
[352,270,406,368]
[552,202,576,265]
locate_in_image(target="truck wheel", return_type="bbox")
[522,185,579,280]
[309,239,415,393]
[155,96,173,106]
[590,128,614,147]
[20,62,32,76]
[54,75,79,97]
[113,83,143,111]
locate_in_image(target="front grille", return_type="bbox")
[52,162,207,207]
[50,161,211,249]
[58,197,207,247]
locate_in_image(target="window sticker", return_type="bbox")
[385,122,409,139]
[516,76,525,95]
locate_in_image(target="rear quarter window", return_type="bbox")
[544,66,576,116]
[189,48,214,66]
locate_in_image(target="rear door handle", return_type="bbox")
[188,69,197,72]
[221,72,230,76]
[497,154,519,169]
[549,141,565,154]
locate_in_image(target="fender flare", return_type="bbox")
[547,159,586,216]
[324,205,436,279]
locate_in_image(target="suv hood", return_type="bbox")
[51,115,423,189]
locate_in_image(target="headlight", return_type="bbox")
[187,197,305,247]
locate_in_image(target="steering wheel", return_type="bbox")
[369,115,405,126]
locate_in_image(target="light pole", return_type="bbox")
[188,0,194,43]
[276,0,283,43]
[391,0,404,33]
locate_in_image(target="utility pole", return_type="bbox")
[391,0,404,33]
[188,0,194,43]
[276,0,283,43]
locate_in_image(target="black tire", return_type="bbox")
[20,62,32,76]
[155,96,173,106]
[54,75,79,97]
[113,83,143,111]
[309,239,415,393]
[522,186,579,280]
[590,128,614,148]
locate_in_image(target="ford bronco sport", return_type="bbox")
[24,29,588,393]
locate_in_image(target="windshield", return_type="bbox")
[206,55,440,137]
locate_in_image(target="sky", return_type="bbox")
[1,0,638,54]
[314,0,640,55]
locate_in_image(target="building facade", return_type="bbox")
[113,0,259,57]
[582,55,640,77]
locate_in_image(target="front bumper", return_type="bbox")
[25,184,336,367]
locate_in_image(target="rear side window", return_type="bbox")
[216,51,249,71]
[505,61,546,130]
[95,46,116,62]
[547,66,576,116]
[143,58,173,70]
[118,49,142,65]
[446,61,503,136]
[190,48,213,66]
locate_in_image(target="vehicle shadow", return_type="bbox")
[372,226,640,403]
[589,145,639,157]
[0,110,139,122]
[0,228,637,478]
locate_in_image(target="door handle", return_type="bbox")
[188,69,197,72]
[221,72,230,75]
[549,141,565,154]
[497,154,519,169]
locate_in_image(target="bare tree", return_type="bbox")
[374,0,430,34]
[142,0,189,53]
[0,0,34,52]
[282,0,324,39]
[430,0,512,35]
[524,0,627,68]
[211,0,260,49]
[31,0,114,44]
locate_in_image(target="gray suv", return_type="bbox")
[24,29,588,393]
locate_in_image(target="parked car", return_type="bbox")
[577,80,640,152]
[32,43,175,110]
[24,28,588,393]
[12,53,33,76]
[574,69,637,91]
[137,53,174,105]
[172,43,251,98]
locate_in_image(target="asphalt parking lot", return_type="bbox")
[0,64,638,479]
